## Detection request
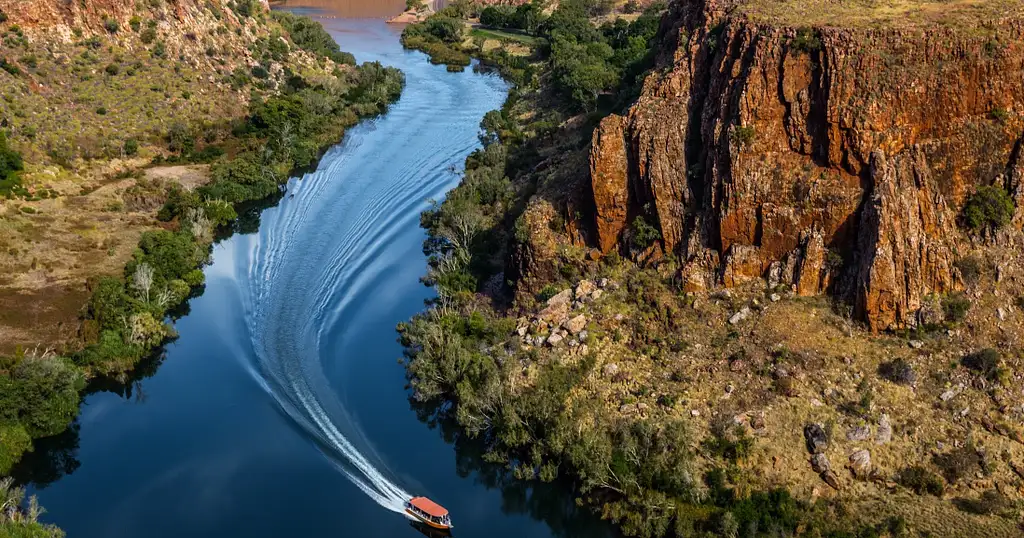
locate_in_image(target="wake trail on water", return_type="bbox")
[226,49,509,516]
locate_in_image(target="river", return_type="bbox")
[18,11,615,538]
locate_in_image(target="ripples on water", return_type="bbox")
[234,18,507,515]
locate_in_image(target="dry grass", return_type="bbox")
[0,163,209,354]
[514,242,1024,533]
[737,0,1024,30]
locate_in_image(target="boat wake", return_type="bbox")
[229,35,507,516]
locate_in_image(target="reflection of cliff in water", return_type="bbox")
[409,398,620,538]
[270,0,410,18]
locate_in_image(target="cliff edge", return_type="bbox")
[578,0,1024,331]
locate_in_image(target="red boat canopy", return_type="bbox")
[409,497,448,517]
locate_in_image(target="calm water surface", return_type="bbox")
[21,13,615,538]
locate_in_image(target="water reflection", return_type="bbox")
[409,398,621,538]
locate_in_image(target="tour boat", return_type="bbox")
[405,496,453,530]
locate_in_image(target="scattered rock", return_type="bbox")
[590,289,604,301]
[728,307,751,325]
[538,301,570,323]
[997,307,1008,321]
[875,414,892,444]
[564,314,587,335]
[603,363,620,377]
[546,289,573,307]
[848,449,872,479]
[578,330,588,341]
[804,423,828,454]
[516,325,529,337]
[546,333,564,347]
[810,398,824,407]
[711,289,733,300]
[575,280,597,299]
[770,293,781,302]
[940,389,957,402]
[613,313,625,322]
[724,384,734,394]
[619,403,637,414]
[908,340,924,349]
[597,278,610,288]
[690,409,701,417]
[811,453,831,473]
[729,359,747,372]
[846,426,871,442]
[636,403,649,412]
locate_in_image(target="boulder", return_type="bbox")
[728,307,752,325]
[875,414,892,444]
[848,449,872,479]
[546,333,564,347]
[564,314,587,335]
[575,280,597,299]
[804,423,828,454]
[846,426,871,442]
[538,301,569,324]
[546,289,573,307]
[603,363,620,377]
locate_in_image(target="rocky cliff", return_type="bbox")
[580,0,1024,330]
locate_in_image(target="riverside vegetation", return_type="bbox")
[400,1,1024,537]
[0,2,402,534]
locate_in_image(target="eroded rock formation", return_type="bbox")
[580,0,1024,330]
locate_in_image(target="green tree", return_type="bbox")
[962,185,1015,233]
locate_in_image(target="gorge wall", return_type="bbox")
[579,0,1024,331]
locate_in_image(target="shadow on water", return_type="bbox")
[409,398,621,538]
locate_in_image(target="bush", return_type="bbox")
[0,131,23,182]
[630,215,660,250]
[961,185,1015,233]
[954,255,984,285]
[962,348,1001,380]
[954,490,1013,515]
[105,63,120,75]
[941,293,971,323]
[791,27,821,54]
[129,16,142,32]
[878,358,916,385]
[0,422,32,474]
[424,16,464,43]
[272,11,355,65]
[123,138,139,156]
[104,17,119,33]
[933,445,983,485]
[140,26,157,44]
[896,466,944,495]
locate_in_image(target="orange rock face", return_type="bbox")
[581,0,1024,330]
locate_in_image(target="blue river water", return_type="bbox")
[19,14,616,538]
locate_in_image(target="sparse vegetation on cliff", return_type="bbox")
[401,0,1024,536]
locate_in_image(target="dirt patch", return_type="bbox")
[0,164,209,354]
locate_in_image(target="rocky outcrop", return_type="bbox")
[578,0,1024,330]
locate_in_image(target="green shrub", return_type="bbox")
[183,269,205,287]
[129,16,142,32]
[140,26,157,44]
[272,11,356,65]
[954,255,984,285]
[791,27,821,54]
[630,215,660,250]
[105,63,120,75]
[954,490,1013,515]
[961,185,1015,233]
[123,138,139,156]
[941,293,971,323]
[878,358,916,385]
[933,445,983,485]
[962,348,1001,379]
[104,18,119,33]
[896,466,944,495]
[537,283,560,302]
[0,422,32,474]
[731,124,756,149]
